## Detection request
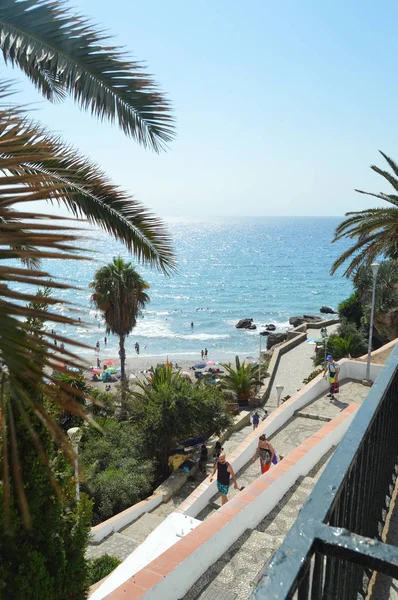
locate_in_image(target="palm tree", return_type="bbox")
[220,356,267,408]
[0,0,176,524]
[331,152,398,279]
[90,257,149,395]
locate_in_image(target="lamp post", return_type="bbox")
[67,426,83,501]
[365,262,380,383]
[259,334,262,382]
[321,327,328,366]
[276,385,284,408]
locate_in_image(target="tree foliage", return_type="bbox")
[131,367,232,474]
[80,419,154,525]
[0,406,92,599]
[90,257,150,404]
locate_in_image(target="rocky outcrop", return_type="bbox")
[265,324,276,331]
[236,318,255,329]
[289,315,323,327]
[267,332,287,350]
[260,330,270,336]
[320,306,337,314]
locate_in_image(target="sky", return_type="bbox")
[8,0,398,217]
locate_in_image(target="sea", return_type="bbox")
[35,216,353,359]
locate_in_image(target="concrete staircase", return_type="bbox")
[184,453,332,600]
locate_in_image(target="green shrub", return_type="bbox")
[80,420,154,525]
[303,368,323,385]
[338,291,363,327]
[87,554,121,586]
[0,409,92,600]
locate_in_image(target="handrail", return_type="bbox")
[252,342,398,599]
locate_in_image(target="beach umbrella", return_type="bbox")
[67,366,80,373]
[106,367,117,374]
[194,362,206,369]
[90,368,102,374]
[55,362,65,368]
[206,360,216,365]
[104,359,116,366]
[181,371,193,380]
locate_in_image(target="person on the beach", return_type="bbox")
[204,348,208,358]
[323,354,339,399]
[252,411,260,430]
[253,434,275,474]
[191,321,194,328]
[104,336,107,345]
[199,445,208,474]
[210,453,239,505]
[201,349,204,359]
[95,341,100,353]
[60,342,65,351]
[97,357,101,368]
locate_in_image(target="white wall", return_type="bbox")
[140,409,356,600]
[90,494,163,543]
[91,513,202,600]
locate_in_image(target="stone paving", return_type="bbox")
[265,324,339,412]
[183,380,369,599]
[184,452,334,600]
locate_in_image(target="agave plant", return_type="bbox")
[220,356,267,406]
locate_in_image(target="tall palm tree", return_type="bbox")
[220,356,267,407]
[90,257,149,394]
[331,152,398,279]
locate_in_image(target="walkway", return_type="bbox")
[183,380,369,599]
[265,324,339,411]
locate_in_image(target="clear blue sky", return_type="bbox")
[8,0,398,216]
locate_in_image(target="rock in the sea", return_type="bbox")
[267,332,287,350]
[266,324,276,331]
[289,315,323,327]
[303,315,323,323]
[320,306,337,314]
[236,318,254,329]
[260,330,270,336]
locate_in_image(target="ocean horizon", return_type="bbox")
[30,216,353,359]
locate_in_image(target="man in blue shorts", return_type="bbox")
[210,453,239,505]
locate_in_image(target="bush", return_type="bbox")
[80,419,154,525]
[87,554,121,586]
[0,408,92,600]
[303,368,323,385]
[338,291,363,327]
[131,367,232,474]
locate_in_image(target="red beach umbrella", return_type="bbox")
[104,359,116,366]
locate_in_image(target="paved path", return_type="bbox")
[184,380,369,599]
[265,325,339,412]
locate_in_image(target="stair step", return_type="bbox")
[295,411,331,422]
[121,512,163,544]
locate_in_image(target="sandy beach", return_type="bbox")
[79,351,258,392]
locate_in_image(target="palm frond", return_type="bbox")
[0,0,175,151]
[332,152,398,277]
[0,96,176,273]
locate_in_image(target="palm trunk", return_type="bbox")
[119,334,127,419]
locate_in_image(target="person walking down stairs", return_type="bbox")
[253,434,275,474]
